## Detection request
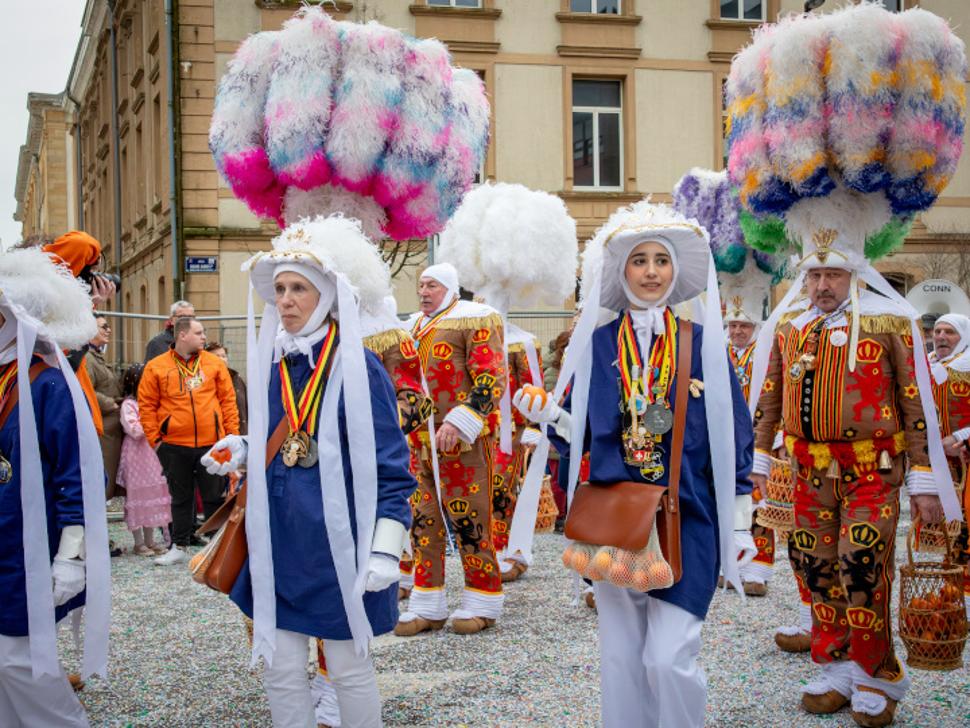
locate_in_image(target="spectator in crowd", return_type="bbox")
[118,365,172,556]
[138,317,239,566]
[144,300,195,362]
[205,342,248,435]
[85,316,123,498]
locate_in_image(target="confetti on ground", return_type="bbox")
[61,503,968,726]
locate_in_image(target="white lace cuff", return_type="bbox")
[444,405,485,443]
[753,449,772,476]
[905,467,937,496]
[952,427,970,443]
[734,494,753,530]
[371,518,407,560]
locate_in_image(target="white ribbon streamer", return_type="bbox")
[748,272,806,417]
[858,264,962,522]
[246,292,278,668]
[53,346,110,680]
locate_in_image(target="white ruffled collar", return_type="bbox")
[274,321,330,367]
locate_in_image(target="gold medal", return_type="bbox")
[185,374,203,391]
[282,431,310,468]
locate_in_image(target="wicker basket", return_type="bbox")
[534,475,560,534]
[756,455,796,535]
[914,477,964,555]
[898,515,969,671]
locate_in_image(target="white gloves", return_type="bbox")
[201,435,248,475]
[734,531,757,569]
[364,554,400,592]
[52,557,86,606]
[513,386,562,424]
[520,427,543,447]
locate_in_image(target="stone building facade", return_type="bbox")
[14,0,970,361]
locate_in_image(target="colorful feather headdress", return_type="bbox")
[672,168,787,324]
[210,6,490,241]
[726,2,966,268]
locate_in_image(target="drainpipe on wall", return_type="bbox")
[67,93,84,229]
[165,0,183,302]
[107,2,123,290]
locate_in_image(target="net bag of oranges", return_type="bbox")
[562,521,674,593]
[898,515,969,671]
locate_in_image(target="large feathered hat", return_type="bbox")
[210,6,489,241]
[726,2,966,270]
[726,2,967,523]
[437,182,578,313]
[0,247,98,349]
[246,214,392,311]
[672,168,786,325]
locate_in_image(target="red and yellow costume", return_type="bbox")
[754,298,929,681]
[403,298,506,620]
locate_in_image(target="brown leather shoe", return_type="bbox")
[584,590,596,610]
[451,616,496,635]
[775,630,811,653]
[393,616,446,637]
[802,689,850,714]
[68,673,84,692]
[743,581,768,597]
[500,562,528,583]
[850,688,898,728]
[397,586,411,602]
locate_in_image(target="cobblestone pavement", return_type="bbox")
[60,512,969,726]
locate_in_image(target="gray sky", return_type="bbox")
[0,2,84,249]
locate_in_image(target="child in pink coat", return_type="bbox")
[119,364,172,555]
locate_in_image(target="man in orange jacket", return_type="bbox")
[139,317,239,565]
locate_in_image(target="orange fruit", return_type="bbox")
[589,549,612,578]
[211,448,232,464]
[647,561,672,585]
[631,569,652,592]
[571,548,591,573]
[520,385,548,410]
[609,559,635,586]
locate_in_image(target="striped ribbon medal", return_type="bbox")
[279,325,337,468]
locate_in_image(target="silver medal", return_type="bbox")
[298,437,319,468]
[0,454,10,484]
[643,404,673,435]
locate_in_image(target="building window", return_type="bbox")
[572,79,623,190]
[570,0,620,13]
[428,0,482,7]
[720,0,765,21]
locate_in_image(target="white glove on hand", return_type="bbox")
[201,435,248,475]
[51,557,86,607]
[734,531,758,569]
[513,386,561,424]
[364,553,400,593]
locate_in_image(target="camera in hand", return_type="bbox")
[79,265,121,292]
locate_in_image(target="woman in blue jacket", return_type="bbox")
[514,201,756,728]
[203,216,417,728]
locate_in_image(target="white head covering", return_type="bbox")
[243,215,390,665]
[420,263,460,314]
[272,262,337,364]
[930,313,970,383]
[550,199,745,592]
[0,248,109,681]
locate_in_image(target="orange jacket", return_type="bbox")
[138,349,240,448]
[76,358,104,436]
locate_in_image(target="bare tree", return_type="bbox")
[921,245,970,291]
[380,239,427,280]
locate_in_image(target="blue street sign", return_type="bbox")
[185,256,218,273]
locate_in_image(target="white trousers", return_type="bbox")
[0,634,89,728]
[263,629,381,728]
[594,582,707,728]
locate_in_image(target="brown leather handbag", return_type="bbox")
[190,419,289,594]
[564,320,692,583]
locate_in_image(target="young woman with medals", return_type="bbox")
[201,216,417,728]
[513,201,755,728]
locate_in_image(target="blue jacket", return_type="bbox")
[552,316,753,619]
[231,343,417,639]
[0,362,85,636]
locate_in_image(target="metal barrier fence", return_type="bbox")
[99,310,573,375]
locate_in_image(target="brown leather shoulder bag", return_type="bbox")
[191,418,289,593]
[563,320,692,583]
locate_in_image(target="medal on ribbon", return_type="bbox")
[0,362,16,484]
[279,325,337,468]
[172,351,205,391]
[617,309,677,481]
